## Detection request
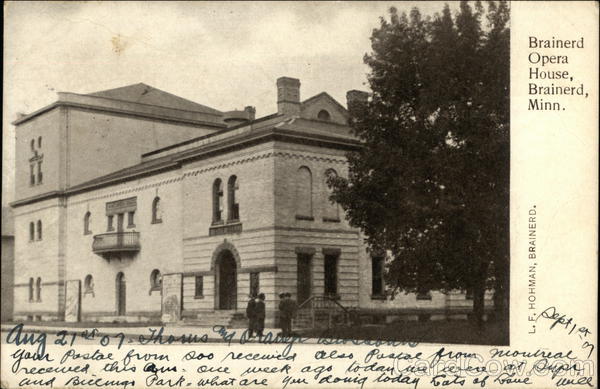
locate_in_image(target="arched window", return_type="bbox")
[30,139,35,151]
[317,109,331,121]
[323,169,340,222]
[37,220,42,240]
[29,222,35,241]
[213,179,224,223]
[84,212,92,235]
[227,175,239,221]
[150,269,162,292]
[28,278,34,301]
[30,164,35,186]
[295,166,313,219]
[36,277,42,302]
[37,160,43,184]
[38,136,42,148]
[152,197,162,224]
[84,275,94,294]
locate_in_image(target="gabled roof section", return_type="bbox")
[300,92,349,125]
[88,83,222,115]
[302,92,348,115]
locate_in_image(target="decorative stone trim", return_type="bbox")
[295,247,316,255]
[238,265,278,274]
[322,247,342,256]
[210,240,242,271]
[183,270,214,277]
[209,222,242,236]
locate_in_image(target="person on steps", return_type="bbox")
[245,294,257,337]
[255,293,266,337]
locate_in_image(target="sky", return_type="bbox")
[3,1,452,206]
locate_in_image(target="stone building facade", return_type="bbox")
[10,77,486,325]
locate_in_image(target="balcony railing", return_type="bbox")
[92,232,140,255]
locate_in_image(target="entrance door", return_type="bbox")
[217,252,237,309]
[116,272,126,315]
[297,254,312,304]
[324,254,338,296]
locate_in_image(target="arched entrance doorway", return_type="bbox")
[116,272,126,315]
[216,251,237,310]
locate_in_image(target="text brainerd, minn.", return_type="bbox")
[4,321,595,389]
[527,36,590,111]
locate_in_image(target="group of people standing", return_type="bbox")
[245,293,266,337]
[245,292,298,338]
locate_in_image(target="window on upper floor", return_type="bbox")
[29,164,35,186]
[36,220,42,240]
[465,288,473,300]
[29,222,35,241]
[150,269,162,292]
[213,178,224,223]
[30,139,35,152]
[152,197,162,224]
[323,169,340,222]
[84,212,92,235]
[127,211,135,228]
[37,161,43,184]
[107,215,114,231]
[416,288,432,301]
[28,278,34,302]
[317,109,331,121]
[227,176,239,221]
[295,166,313,220]
[84,275,94,295]
[36,277,42,302]
[38,136,42,148]
[371,256,385,297]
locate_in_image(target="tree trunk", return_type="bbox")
[473,282,485,328]
[471,261,489,328]
[493,258,510,320]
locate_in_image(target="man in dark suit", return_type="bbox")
[279,293,297,337]
[245,294,257,337]
[278,293,287,336]
[255,293,266,337]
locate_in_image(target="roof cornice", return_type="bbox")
[12,97,226,129]
[10,128,361,208]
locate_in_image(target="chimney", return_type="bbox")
[277,77,301,116]
[346,90,369,110]
[244,106,256,121]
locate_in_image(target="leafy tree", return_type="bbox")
[331,1,509,326]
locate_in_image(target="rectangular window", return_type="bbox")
[297,253,312,304]
[37,161,43,184]
[107,215,114,231]
[250,272,259,297]
[324,254,338,296]
[371,257,384,297]
[416,290,432,300]
[30,164,35,186]
[195,276,204,298]
[127,211,135,228]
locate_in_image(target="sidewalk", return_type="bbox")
[0,322,318,344]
